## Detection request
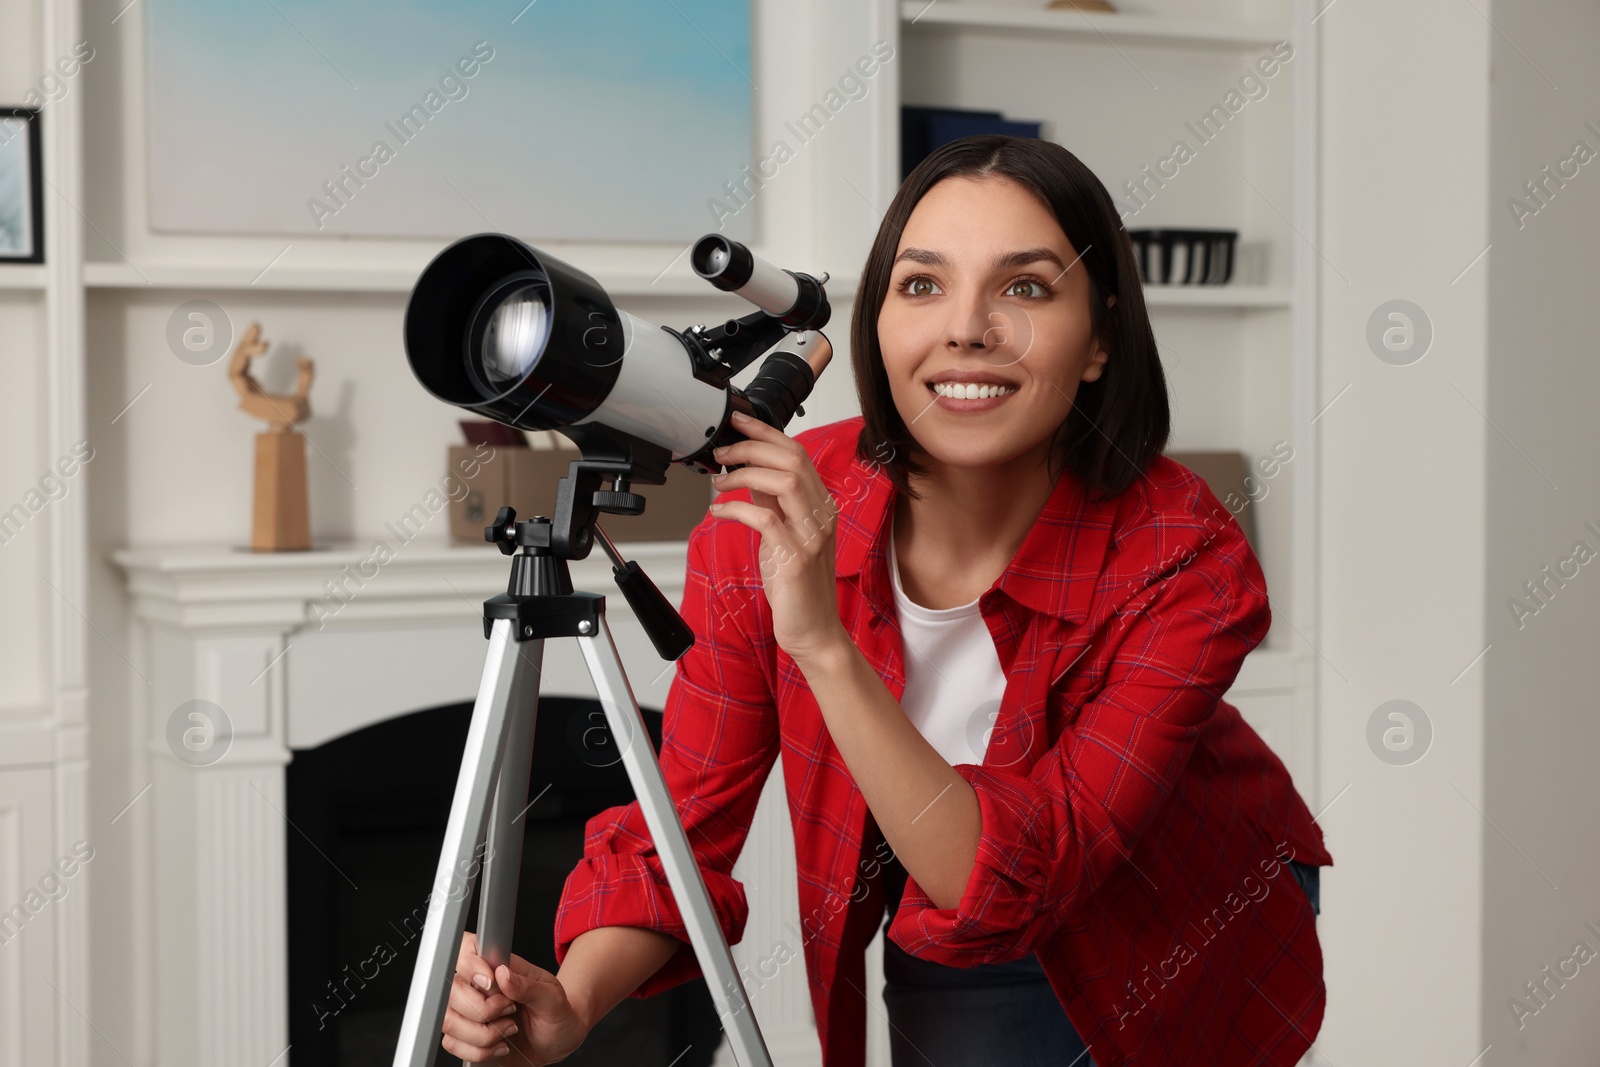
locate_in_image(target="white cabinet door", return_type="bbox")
[0,766,58,1067]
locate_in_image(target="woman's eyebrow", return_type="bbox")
[893,247,947,266]
[994,247,1068,272]
[892,246,1069,271]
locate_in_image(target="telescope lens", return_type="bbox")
[478,282,552,392]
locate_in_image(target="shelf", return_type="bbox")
[79,259,1273,307]
[111,539,692,631]
[1142,284,1291,309]
[82,260,861,300]
[84,261,421,294]
[0,265,46,290]
[900,2,1289,48]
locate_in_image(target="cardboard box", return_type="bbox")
[1165,450,1258,551]
[449,443,714,546]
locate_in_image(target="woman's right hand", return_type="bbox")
[441,931,591,1065]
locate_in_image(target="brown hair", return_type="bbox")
[851,135,1169,502]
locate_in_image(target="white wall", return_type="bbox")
[0,0,50,716]
[0,292,49,713]
[1483,0,1600,1061]
[1315,1,1492,1063]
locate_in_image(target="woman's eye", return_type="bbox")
[1007,279,1048,298]
[902,276,940,296]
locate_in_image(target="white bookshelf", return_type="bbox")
[79,259,862,300]
[0,265,47,289]
[878,0,1320,793]
[79,259,1287,307]
[900,0,1290,47]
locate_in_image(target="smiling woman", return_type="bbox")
[855,137,1165,510]
[445,136,1330,1067]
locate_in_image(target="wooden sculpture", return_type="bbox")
[229,322,315,551]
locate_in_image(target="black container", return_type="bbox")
[1127,228,1238,285]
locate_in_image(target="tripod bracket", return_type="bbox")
[482,589,604,643]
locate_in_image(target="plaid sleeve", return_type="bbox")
[888,523,1271,966]
[553,516,779,996]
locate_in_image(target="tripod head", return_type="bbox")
[482,426,695,662]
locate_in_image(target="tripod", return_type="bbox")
[391,442,775,1067]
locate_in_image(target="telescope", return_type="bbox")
[389,235,832,1067]
[403,231,829,555]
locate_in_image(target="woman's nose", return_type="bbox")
[944,290,996,351]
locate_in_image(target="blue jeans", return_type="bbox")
[881,862,1321,1066]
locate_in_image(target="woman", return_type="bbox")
[439,136,1332,1067]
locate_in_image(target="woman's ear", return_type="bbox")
[1106,294,1117,308]
[1082,342,1110,383]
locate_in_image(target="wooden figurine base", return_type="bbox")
[253,431,311,551]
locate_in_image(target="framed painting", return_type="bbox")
[143,1,754,242]
[0,108,43,264]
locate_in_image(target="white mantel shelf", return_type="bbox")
[112,538,693,630]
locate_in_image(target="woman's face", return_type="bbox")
[876,174,1109,473]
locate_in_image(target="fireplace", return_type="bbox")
[284,695,721,1066]
[112,540,830,1067]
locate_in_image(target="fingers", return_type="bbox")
[494,959,566,1012]
[449,971,517,1025]
[456,932,496,995]
[705,499,811,559]
[726,408,785,442]
[442,991,519,1050]
[714,436,801,474]
[714,467,835,539]
[440,1031,510,1063]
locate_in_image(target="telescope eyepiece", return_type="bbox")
[692,235,755,291]
[690,235,830,332]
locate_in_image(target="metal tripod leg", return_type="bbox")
[391,618,541,1067]
[578,616,774,1067]
[392,611,773,1067]
[477,635,545,971]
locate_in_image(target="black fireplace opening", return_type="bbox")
[286,696,724,1066]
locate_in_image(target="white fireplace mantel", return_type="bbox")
[108,537,803,1067]
[113,538,693,752]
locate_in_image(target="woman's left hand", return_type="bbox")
[708,349,848,665]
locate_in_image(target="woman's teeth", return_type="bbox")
[931,381,1017,400]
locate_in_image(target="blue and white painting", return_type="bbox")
[0,116,37,258]
[145,0,753,241]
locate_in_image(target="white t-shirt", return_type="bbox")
[887,524,1006,767]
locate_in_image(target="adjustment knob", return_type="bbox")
[593,490,646,515]
[486,506,518,555]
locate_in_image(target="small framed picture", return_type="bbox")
[0,108,43,264]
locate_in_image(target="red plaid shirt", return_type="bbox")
[555,416,1333,1066]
